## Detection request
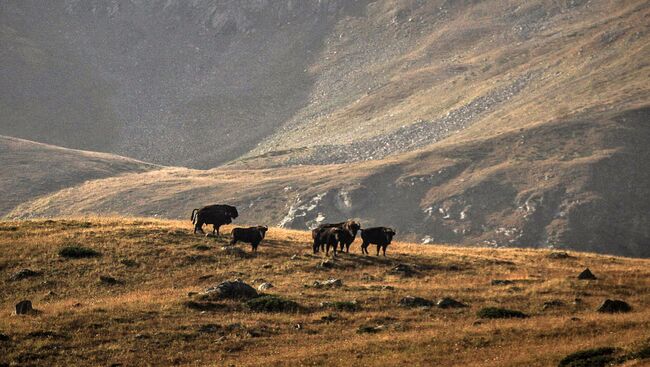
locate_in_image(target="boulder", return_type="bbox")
[577,268,597,280]
[399,296,433,308]
[542,300,565,310]
[200,279,258,301]
[313,279,343,288]
[15,300,34,315]
[596,299,631,313]
[436,297,468,309]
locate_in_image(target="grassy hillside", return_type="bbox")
[0,136,157,216]
[6,107,649,258]
[0,218,648,366]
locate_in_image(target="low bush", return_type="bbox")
[245,295,299,313]
[58,246,101,259]
[476,307,528,319]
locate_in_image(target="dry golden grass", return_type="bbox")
[0,217,648,366]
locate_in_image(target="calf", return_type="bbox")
[360,227,396,256]
[313,227,344,256]
[311,220,361,253]
[230,226,268,253]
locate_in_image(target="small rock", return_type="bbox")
[0,333,10,341]
[436,297,468,309]
[356,324,384,334]
[290,255,299,260]
[319,259,335,269]
[596,299,631,313]
[542,300,565,310]
[199,279,258,300]
[320,313,341,322]
[197,324,222,333]
[548,251,573,259]
[257,282,274,291]
[491,279,515,285]
[389,264,417,277]
[120,259,139,267]
[99,275,122,285]
[187,292,198,297]
[577,268,597,280]
[313,279,343,288]
[262,263,273,269]
[9,269,41,281]
[15,300,34,315]
[44,291,57,298]
[206,233,218,238]
[399,296,433,308]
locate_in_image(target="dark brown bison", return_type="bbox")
[313,227,345,256]
[230,226,268,253]
[191,204,238,235]
[360,227,396,256]
[311,220,361,253]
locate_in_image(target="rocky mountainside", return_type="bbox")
[1,0,649,257]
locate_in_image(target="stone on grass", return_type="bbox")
[313,279,343,288]
[436,297,468,309]
[476,307,528,319]
[548,251,574,259]
[257,282,274,291]
[491,279,515,286]
[9,269,41,281]
[319,259,335,269]
[596,299,631,313]
[577,268,597,280]
[542,300,565,310]
[99,275,122,285]
[200,279,258,301]
[389,264,417,277]
[399,296,433,308]
[15,300,35,315]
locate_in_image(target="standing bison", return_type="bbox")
[313,227,345,256]
[311,220,361,254]
[361,227,396,256]
[191,204,238,235]
[230,226,268,253]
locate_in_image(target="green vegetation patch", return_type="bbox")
[244,295,300,313]
[477,307,528,319]
[58,245,101,259]
[558,347,616,367]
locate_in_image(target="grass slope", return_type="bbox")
[0,136,157,216]
[0,218,648,366]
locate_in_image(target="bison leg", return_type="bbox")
[252,241,259,253]
[313,240,320,254]
[382,245,387,257]
[361,241,369,255]
[376,245,381,256]
[230,237,237,246]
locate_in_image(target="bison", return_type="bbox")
[360,227,396,256]
[191,204,238,235]
[311,220,361,253]
[313,227,345,256]
[230,226,268,253]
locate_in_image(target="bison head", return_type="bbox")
[346,220,361,234]
[384,228,396,242]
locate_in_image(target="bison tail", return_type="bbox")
[191,209,199,223]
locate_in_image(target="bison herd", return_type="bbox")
[191,204,395,256]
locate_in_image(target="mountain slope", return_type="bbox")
[1,218,649,366]
[0,135,157,216]
[1,0,648,168]
[7,106,649,258]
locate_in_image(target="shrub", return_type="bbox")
[245,295,299,313]
[477,307,528,319]
[558,347,616,367]
[58,246,101,258]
